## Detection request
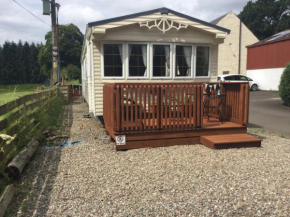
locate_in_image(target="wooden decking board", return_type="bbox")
[118,127,246,141]
[200,133,262,149]
[116,137,200,151]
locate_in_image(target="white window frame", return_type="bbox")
[126,42,150,80]
[150,43,173,80]
[173,44,195,80]
[101,42,125,80]
[194,45,211,78]
[100,42,212,80]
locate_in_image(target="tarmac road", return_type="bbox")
[249,91,290,138]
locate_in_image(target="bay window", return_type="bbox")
[101,43,211,79]
[195,46,210,77]
[128,44,148,77]
[175,45,192,77]
[103,44,123,77]
[152,44,171,78]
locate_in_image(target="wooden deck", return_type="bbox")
[108,117,249,150]
[103,82,261,150]
[201,134,262,149]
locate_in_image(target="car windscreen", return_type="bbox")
[246,77,253,81]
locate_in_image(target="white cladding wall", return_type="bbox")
[216,13,259,75]
[247,68,284,91]
[81,41,95,113]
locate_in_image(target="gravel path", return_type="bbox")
[8,103,290,217]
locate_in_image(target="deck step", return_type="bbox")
[200,134,262,149]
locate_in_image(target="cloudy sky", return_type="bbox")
[0,0,249,45]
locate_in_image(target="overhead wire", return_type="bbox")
[12,0,51,27]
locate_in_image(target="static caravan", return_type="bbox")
[81,7,230,118]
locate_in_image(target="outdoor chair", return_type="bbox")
[203,93,226,123]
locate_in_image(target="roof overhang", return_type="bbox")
[87,7,230,40]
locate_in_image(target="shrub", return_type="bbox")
[279,63,290,106]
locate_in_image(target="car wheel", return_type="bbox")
[251,84,258,91]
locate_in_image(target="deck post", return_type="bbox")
[244,83,250,125]
[157,85,163,130]
[115,85,121,131]
[238,84,244,125]
[220,83,226,120]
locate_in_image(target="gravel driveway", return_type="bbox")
[8,103,290,217]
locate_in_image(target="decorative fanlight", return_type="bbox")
[139,17,188,33]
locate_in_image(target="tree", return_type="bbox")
[239,0,290,40]
[0,45,3,84]
[65,64,81,80]
[0,41,46,84]
[22,42,31,83]
[38,23,84,77]
[2,41,18,84]
[30,43,45,83]
[279,63,290,106]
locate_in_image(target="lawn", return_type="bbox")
[0,84,43,105]
[64,79,80,85]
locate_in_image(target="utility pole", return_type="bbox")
[51,0,58,85]
[42,0,60,86]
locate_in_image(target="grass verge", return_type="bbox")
[0,92,65,195]
[0,84,44,105]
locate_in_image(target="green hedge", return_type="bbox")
[279,63,290,106]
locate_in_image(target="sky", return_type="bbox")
[0,0,249,45]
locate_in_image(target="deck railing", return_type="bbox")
[204,82,249,125]
[103,82,250,134]
[104,83,204,133]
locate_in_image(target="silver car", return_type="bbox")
[217,74,259,91]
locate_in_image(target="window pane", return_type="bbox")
[128,44,147,77]
[239,76,248,81]
[233,76,242,80]
[176,45,192,77]
[153,45,170,77]
[103,44,123,77]
[195,46,209,77]
[224,76,234,80]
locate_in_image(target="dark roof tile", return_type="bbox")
[210,13,229,25]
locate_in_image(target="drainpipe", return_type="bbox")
[238,20,242,74]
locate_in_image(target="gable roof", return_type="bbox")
[88,7,230,34]
[210,12,230,25]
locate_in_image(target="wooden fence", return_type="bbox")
[104,83,204,134]
[0,88,58,174]
[0,89,57,134]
